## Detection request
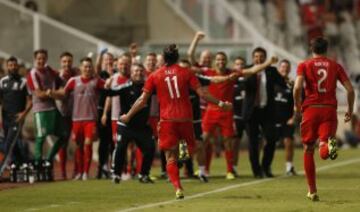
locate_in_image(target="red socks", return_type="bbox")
[166,160,182,190]
[304,151,317,193]
[319,141,329,160]
[75,146,83,174]
[205,143,213,173]
[84,144,92,174]
[225,150,234,173]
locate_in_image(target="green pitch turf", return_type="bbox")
[0,148,359,212]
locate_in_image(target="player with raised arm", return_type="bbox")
[293,37,354,201]
[119,44,231,199]
[201,51,278,179]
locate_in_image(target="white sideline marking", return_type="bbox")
[117,158,360,212]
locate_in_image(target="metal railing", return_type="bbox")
[0,0,124,66]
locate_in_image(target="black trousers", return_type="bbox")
[113,123,155,176]
[246,107,278,176]
[3,116,27,164]
[97,109,113,169]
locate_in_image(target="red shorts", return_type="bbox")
[301,107,337,144]
[111,120,117,144]
[202,109,234,137]
[148,116,159,138]
[158,120,195,153]
[71,121,97,142]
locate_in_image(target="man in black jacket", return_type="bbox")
[104,63,155,184]
[243,47,286,178]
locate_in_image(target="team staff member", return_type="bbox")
[274,59,296,176]
[56,52,78,180]
[105,63,155,184]
[0,57,32,175]
[95,50,116,179]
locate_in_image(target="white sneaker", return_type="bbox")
[73,173,82,181]
[121,173,131,181]
[82,173,88,181]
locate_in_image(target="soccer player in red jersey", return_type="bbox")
[49,57,105,180]
[201,52,278,179]
[119,44,231,199]
[294,37,354,201]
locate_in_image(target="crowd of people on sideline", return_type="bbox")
[0,32,355,200]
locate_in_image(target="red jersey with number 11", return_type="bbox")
[143,64,201,120]
[296,56,349,109]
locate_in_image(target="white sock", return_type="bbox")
[286,162,293,172]
[199,166,205,176]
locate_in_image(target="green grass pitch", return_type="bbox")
[0,148,359,212]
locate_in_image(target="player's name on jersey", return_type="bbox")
[314,61,329,67]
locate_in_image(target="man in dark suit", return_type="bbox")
[243,47,286,178]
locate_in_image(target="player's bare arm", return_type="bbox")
[187,31,205,65]
[33,89,52,100]
[210,56,279,84]
[48,88,66,99]
[101,97,111,126]
[241,56,279,77]
[120,91,151,123]
[293,75,304,114]
[15,95,32,124]
[342,80,355,123]
[196,86,232,110]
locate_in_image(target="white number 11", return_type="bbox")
[165,76,180,99]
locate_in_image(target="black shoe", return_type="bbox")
[139,175,154,184]
[112,175,121,184]
[199,174,208,183]
[286,167,297,176]
[263,171,274,178]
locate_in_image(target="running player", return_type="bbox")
[119,44,231,199]
[293,37,354,201]
[49,57,105,180]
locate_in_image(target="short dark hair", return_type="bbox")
[34,49,48,58]
[234,56,246,63]
[147,52,157,57]
[311,37,328,54]
[60,51,73,59]
[120,52,131,59]
[132,62,145,70]
[215,51,228,60]
[163,44,179,66]
[6,56,18,64]
[280,59,290,65]
[252,47,267,58]
[80,57,93,64]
